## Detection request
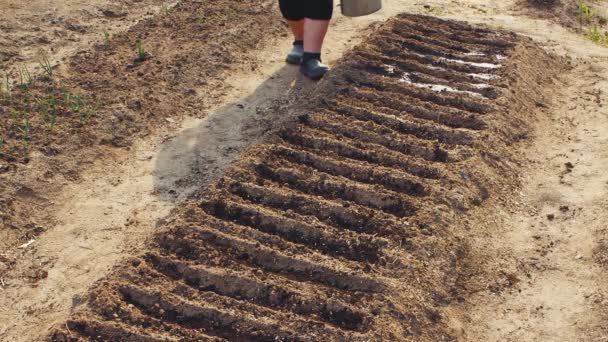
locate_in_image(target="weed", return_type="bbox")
[197,12,205,25]
[47,94,57,130]
[578,1,593,24]
[160,3,173,16]
[83,102,100,124]
[0,137,4,151]
[2,74,10,99]
[70,95,83,114]
[10,108,20,124]
[18,65,33,90]
[104,30,111,44]
[18,117,31,148]
[38,53,53,77]
[600,15,607,26]
[586,25,608,46]
[136,41,146,62]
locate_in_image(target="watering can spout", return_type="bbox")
[341,0,382,17]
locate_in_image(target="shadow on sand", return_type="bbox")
[152,64,314,203]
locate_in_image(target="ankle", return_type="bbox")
[302,52,322,63]
[293,40,304,46]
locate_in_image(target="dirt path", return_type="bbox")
[0,2,419,341]
[455,59,608,341]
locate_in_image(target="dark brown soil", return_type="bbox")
[0,0,283,252]
[49,14,566,341]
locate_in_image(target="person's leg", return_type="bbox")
[288,20,304,41]
[279,0,305,64]
[300,0,333,80]
[303,19,329,55]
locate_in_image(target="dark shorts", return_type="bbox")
[278,0,334,21]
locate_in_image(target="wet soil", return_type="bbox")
[48,14,566,341]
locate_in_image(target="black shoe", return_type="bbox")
[300,58,329,80]
[286,44,304,65]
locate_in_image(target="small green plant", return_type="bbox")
[38,53,53,77]
[18,65,33,90]
[1,74,10,99]
[18,117,31,148]
[70,95,83,113]
[197,12,205,25]
[10,108,22,125]
[160,3,174,16]
[0,137,4,151]
[83,102,100,124]
[47,94,57,130]
[103,30,111,44]
[599,15,607,26]
[136,41,146,62]
[578,1,593,24]
[586,25,608,46]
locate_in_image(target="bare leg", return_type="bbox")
[303,19,330,53]
[288,20,304,41]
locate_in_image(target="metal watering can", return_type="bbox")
[341,0,382,17]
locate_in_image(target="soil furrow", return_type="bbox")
[224,178,405,235]
[269,143,428,195]
[295,110,460,162]
[145,254,369,331]
[362,46,500,87]
[342,90,488,131]
[372,36,500,75]
[252,161,417,217]
[201,194,387,262]
[349,72,493,114]
[57,318,184,342]
[156,224,385,292]
[325,100,477,144]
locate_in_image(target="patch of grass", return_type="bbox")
[586,25,608,46]
[38,52,53,77]
[0,137,4,151]
[578,1,593,24]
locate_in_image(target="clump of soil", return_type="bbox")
[49,14,566,341]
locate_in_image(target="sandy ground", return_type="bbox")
[1,0,608,340]
[449,58,608,341]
